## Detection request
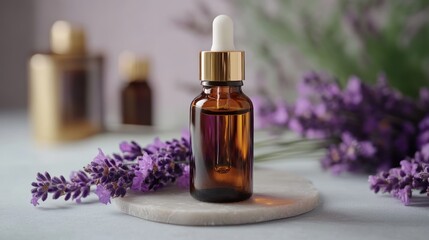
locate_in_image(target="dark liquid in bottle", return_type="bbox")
[190,107,253,202]
[62,69,88,122]
[122,81,152,125]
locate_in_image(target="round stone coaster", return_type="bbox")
[114,168,319,226]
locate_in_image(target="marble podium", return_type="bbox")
[115,168,319,226]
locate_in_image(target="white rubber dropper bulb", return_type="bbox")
[211,15,235,51]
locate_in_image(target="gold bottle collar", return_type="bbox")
[119,52,149,81]
[199,51,244,81]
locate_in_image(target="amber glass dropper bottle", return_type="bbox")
[120,52,152,126]
[190,15,253,203]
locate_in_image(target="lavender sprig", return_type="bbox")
[369,144,429,205]
[253,71,429,204]
[30,134,191,206]
[31,171,92,206]
[83,149,135,204]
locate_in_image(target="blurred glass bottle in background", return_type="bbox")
[29,21,103,144]
[120,52,152,126]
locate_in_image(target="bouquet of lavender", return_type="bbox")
[31,134,191,206]
[255,72,429,173]
[254,72,429,204]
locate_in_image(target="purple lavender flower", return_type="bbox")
[251,96,276,129]
[85,155,134,203]
[132,171,149,192]
[138,154,154,178]
[344,76,364,105]
[271,100,289,126]
[417,115,429,148]
[369,144,429,205]
[321,133,377,175]
[176,165,190,188]
[30,171,92,206]
[95,185,111,204]
[119,141,144,161]
[93,148,107,164]
[131,152,181,192]
[30,134,191,206]
[31,196,39,206]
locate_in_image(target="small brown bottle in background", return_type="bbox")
[120,52,152,126]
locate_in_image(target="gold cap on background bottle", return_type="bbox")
[51,21,86,55]
[119,51,149,81]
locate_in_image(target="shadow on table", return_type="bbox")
[35,198,100,210]
[407,196,429,207]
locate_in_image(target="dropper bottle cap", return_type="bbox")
[200,15,245,81]
[119,51,149,82]
[50,21,86,55]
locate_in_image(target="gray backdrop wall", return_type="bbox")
[0,0,257,129]
[0,0,34,110]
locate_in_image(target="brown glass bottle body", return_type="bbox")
[190,81,253,202]
[29,53,104,143]
[121,80,152,125]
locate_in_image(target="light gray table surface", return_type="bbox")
[1,111,428,240]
